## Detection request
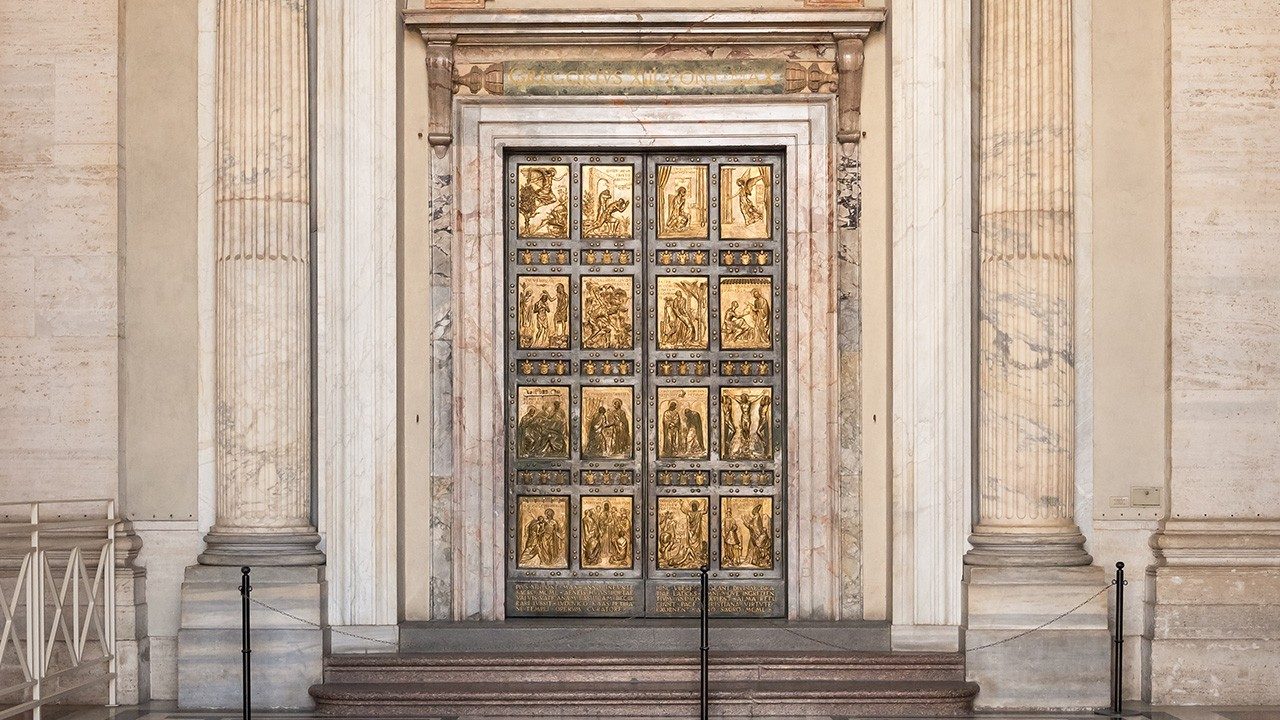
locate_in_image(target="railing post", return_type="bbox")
[106,499,118,707]
[28,502,42,720]
[700,565,709,720]
[242,566,252,720]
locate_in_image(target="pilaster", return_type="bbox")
[888,0,971,651]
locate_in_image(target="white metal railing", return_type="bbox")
[0,499,117,719]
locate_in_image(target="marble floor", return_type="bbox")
[19,704,1280,720]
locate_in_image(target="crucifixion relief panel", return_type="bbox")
[505,150,786,618]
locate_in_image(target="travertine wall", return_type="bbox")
[1150,0,1280,704]
[0,0,119,503]
[1169,0,1280,518]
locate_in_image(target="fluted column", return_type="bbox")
[200,0,322,566]
[967,0,1089,567]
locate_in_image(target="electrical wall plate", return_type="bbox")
[1130,486,1163,507]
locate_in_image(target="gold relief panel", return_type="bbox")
[657,165,710,239]
[656,276,709,350]
[516,275,570,349]
[581,496,634,570]
[720,497,774,570]
[656,387,710,460]
[581,276,634,350]
[720,387,773,461]
[656,496,710,570]
[581,386,634,460]
[719,277,774,350]
[516,165,570,239]
[516,385,570,460]
[582,165,634,239]
[719,165,772,239]
[516,495,570,569]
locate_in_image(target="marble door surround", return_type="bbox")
[403,9,884,622]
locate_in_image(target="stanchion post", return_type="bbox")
[1096,561,1138,717]
[1113,562,1125,714]
[241,566,252,720]
[700,565,709,720]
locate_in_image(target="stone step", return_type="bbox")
[321,650,964,685]
[311,651,977,717]
[311,678,979,717]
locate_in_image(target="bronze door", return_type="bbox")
[504,151,785,618]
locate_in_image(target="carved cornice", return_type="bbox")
[405,10,883,46]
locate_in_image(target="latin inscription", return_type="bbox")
[652,583,778,616]
[504,60,787,97]
[513,581,639,615]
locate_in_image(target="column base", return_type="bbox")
[964,565,1110,710]
[198,529,324,567]
[965,529,1093,567]
[1149,520,1280,704]
[178,564,325,709]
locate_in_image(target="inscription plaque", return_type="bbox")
[504,60,788,97]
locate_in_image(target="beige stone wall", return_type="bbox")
[1169,0,1280,519]
[0,0,120,504]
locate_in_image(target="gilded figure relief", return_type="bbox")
[721,497,774,570]
[719,277,773,349]
[516,386,570,459]
[581,496,633,569]
[582,165,634,238]
[581,276,633,349]
[657,387,709,460]
[720,387,772,461]
[719,165,772,239]
[581,386,634,460]
[516,495,569,569]
[517,164,570,238]
[656,276,709,349]
[517,275,570,349]
[656,496,709,570]
[657,165,709,239]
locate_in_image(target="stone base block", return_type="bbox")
[1150,565,1280,704]
[177,564,324,710]
[964,565,1110,710]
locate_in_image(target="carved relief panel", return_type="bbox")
[506,151,784,618]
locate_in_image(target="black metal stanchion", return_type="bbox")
[241,566,252,720]
[700,565,709,720]
[1096,562,1141,717]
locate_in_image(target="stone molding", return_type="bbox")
[1152,519,1280,567]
